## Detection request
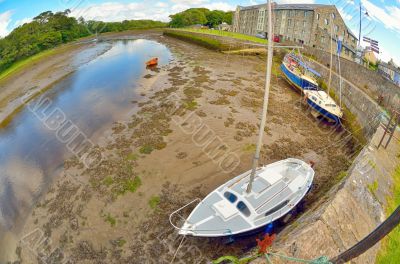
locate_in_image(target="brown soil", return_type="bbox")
[12,32,356,264]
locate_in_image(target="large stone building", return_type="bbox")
[232,3,358,60]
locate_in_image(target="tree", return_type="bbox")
[0,9,167,74]
[169,8,234,28]
[223,11,233,25]
[206,10,225,28]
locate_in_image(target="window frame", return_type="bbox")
[224,191,238,203]
[237,201,251,217]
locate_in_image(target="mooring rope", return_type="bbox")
[266,253,331,264]
[169,235,186,264]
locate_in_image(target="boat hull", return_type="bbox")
[280,63,317,92]
[176,159,314,237]
[306,97,341,125]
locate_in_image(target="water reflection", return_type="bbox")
[0,39,172,235]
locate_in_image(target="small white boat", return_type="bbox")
[304,90,343,124]
[172,159,314,237]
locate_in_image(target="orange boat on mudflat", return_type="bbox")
[146,58,158,67]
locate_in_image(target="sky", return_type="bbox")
[0,0,399,64]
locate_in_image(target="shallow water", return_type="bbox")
[0,39,172,240]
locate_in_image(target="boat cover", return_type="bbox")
[288,54,321,78]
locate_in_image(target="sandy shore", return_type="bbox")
[3,32,357,263]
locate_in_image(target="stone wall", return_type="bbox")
[251,128,400,264]
[303,46,400,110]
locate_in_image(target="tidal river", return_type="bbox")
[0,39,172,258]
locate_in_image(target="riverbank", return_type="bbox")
[0,39,113,128]
[4,31,357,263]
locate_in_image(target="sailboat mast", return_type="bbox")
[328,14,333,97]
[246,0,274,194]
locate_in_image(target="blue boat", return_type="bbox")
[280,53,320,92]
[304,90,343,125]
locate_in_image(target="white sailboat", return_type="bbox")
[304,90,343,124]
[303,20,344,125]
[169,0,315,237]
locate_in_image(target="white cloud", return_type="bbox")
[170,0,209,4]
[276,0,315,4]
[155,2,168,8]
[69,1,235,23]
[338,6,353,21]
[204,2,235,11]
[14,18,32,28]
[70,2,172,22]
[362,0,400,33]
[0,11,12,38]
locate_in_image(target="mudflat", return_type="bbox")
[2,31,356,263]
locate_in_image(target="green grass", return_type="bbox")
[0,42,84,83]
[0,48,58,82]
[105,213,117,227]
[139,145,154,154]
[164,29,223,50]
[126,152,138,161]
[368,180,379,197]
[376,163,400,263]
[242,143,256,153]
[183,100,198,110]
[103,176,114,187]
[337,171,348,182]
[121,177,142,193]
[178,28,267,45]
[148,195,161,209]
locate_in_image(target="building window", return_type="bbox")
[335,25,339,32]
[321,36,325,43]
[304,11,308,17]
[316,13,320,20]
[325,18,329,25]
[332,13,336,19]
[288,19,292,26]
[303,21,306,28]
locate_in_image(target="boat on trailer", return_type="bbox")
[304,90,343,124]
[280,53,320,92]
[169,0,315,238]
[173,159,314,237]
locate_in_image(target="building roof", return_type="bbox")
[379,62,400,73]
[346,28,358,39]
[275,4,329,10]
[238,3,330,11]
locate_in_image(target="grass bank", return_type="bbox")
[163,29,225,51]
[376,161,400,264]
[0,43,85,83]
[175,28,267,45]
